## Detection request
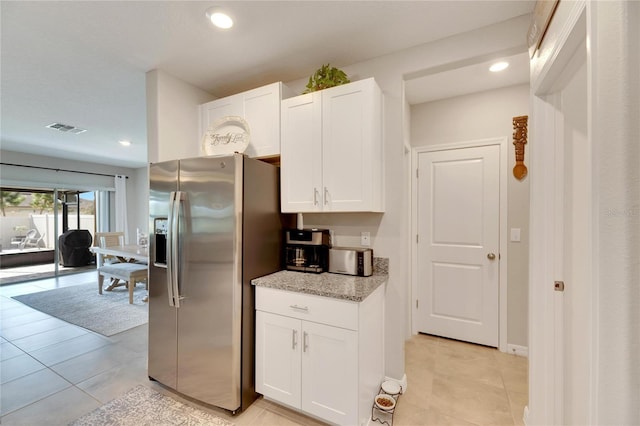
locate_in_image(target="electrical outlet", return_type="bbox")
[361,231,371,246]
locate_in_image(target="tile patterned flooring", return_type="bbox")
[0,272,527,425]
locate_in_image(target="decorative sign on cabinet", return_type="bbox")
[255,285,385,426]
[199,82,294,159]
[280,77,385,213]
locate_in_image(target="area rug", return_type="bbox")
[70,385,234,426]
[12,283,147,336]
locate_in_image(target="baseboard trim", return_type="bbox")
[507,344,529,357]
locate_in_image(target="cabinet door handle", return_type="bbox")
[313,188,319,206]
[324,187,329,205]
[292,329,298,350]
[303,331,309,352]
[289,304,309,312]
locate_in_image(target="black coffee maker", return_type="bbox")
[284,229,330,273]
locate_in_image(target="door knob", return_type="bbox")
[487,253,496,260]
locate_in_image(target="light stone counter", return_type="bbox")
[251,265,388,302]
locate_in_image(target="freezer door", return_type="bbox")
[176,155,242,410]
[148,160,179,389]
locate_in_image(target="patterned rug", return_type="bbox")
[12,283,147,336]
[70,385,234,426]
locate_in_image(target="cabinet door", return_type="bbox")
[301,321,358,425]
[280,92,323,213]
[255,311,302,408]
[243,82,281,158]
[322,78,383,212]
[199,95,243,145]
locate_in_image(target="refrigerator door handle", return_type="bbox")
[167,191,183,308]
[166,191,176,307]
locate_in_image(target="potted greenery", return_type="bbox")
[303,64,350,94]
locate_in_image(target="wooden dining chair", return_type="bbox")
[94,231,145,303]
[95,231,124,286]
[94,232,124,253]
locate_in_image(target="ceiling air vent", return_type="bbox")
[46,122,87,134]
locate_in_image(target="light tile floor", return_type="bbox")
[0,272,528,425]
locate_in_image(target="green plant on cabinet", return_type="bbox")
[303,64,350,94]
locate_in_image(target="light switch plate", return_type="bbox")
[510,228,521,242]
[361,231,371,246]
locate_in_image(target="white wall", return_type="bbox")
[0,149,147,242]
[410,83,530,347]
[284,15,531,380]
[147,14,531,382]
[589,1,639,423]
[133,166,149,235]
[146,69,215,163]
[528,1,640,424]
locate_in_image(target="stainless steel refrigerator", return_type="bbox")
[148,154,281,413]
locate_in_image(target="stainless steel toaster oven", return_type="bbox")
[329,247,373,277]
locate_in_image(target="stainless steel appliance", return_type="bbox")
[148,154,281,414]
[284,228,330,273]
[329,247,373,277]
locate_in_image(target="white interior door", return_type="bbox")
[417,144,500,347]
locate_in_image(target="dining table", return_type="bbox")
[90,244,149,264]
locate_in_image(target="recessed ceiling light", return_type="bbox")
[206,9,233,29]
[489,61,509,72]
[119,140,131,147]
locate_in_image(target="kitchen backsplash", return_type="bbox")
[373,257,389,275]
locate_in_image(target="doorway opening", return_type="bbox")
[0,187,109,284]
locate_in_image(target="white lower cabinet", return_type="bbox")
[256,311,302,408]
[255,286,384,426]
[301,320,358,424]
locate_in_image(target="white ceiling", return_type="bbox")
[405,51,531,105]
[1,1,533,169]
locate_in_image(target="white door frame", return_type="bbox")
[411,137,508,352]
[528,1,587,424]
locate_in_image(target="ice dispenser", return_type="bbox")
[154,218,168,266]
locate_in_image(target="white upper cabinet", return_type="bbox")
[199,82,293,159]
[201,95,243,123]
[280,78,384,213]
[280,92,323,212]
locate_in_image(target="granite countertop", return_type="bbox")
[251,270,388,302]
